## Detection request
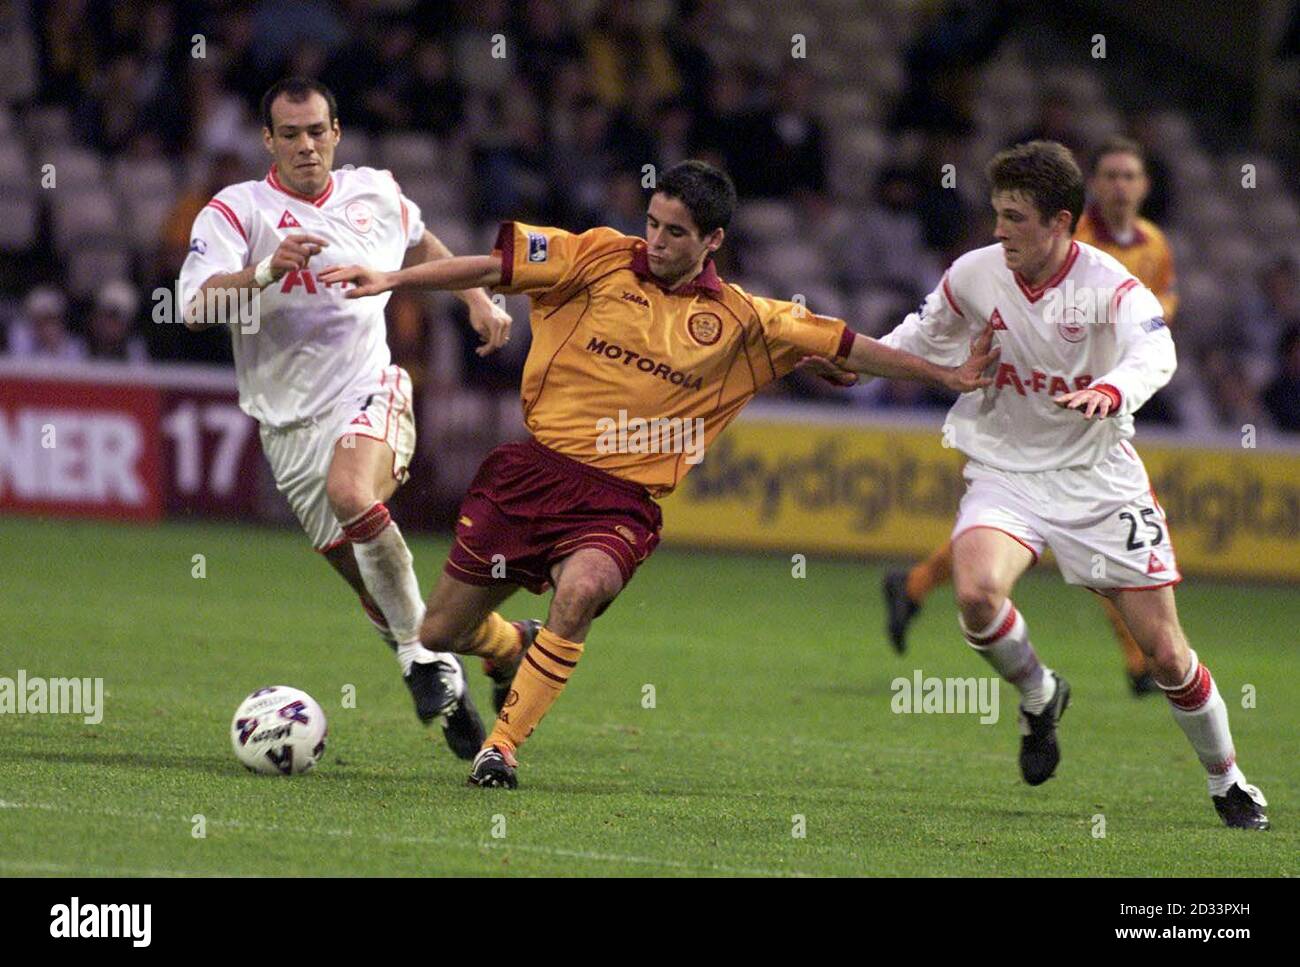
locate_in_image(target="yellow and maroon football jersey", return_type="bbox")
[492,222,853,496]
[1075,205,1178,322]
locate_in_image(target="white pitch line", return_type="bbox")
[0,858,250,878]
[0,799,814,877]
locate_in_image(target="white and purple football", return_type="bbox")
[230,686,328,775]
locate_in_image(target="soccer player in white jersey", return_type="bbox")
[809,141,1267,829]
[178,78,515,759]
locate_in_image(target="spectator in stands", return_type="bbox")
[471,83,555,224]
[1262,326,1300,432]
[582,0,680,113]
[1199,346,1269,430]
[87,281,148,364]
[1240,255,1300,366]
[1013,88,1086,158]
[553,96,618,228]
[651,97,695,169]
[515,0,584,109]
[745,65,828,199]
[158,152,248,281]
[696,67,763,192]
[841,166,941,293]
[599,171,647,237]
[7,287,86,361]
[405,39,467,136]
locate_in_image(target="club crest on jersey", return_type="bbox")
[527,232,548,262]
[277,210,301,229]
[1057,305,1088,343]
[687,312,722,346]
[989,308,1007,330]
[189,237,207,255]
[345,201,373,234]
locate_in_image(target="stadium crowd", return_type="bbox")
[1,0,1297,434]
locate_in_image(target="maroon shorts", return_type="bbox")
[445,439,663,594]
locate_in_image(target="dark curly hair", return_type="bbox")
[655,160,737,236]
[986,140,1085,232]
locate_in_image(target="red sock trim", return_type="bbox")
[1166,663,1212,710]
[342,502,391,543]
[965,604,1018,646]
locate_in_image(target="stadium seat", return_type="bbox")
[23,104,73,150]
[127,194,177,252]
[732,200,800,243]
[0,188,38,251]
[0,140,29,187]
[51,188,121,253]
[0,25,38,102]
[112,157,177,208]
[65,242,133,299]
[334,130,373,171]
[46,147,106,193]
[379,132,441,182]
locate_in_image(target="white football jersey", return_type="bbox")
[881,240,1176,472]
[178,165,425,427]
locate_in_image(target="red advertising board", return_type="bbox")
[0,376,164,521]
[0,360,261,523]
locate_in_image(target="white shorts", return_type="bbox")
[258,365,416,551]
[952,441,1181,590]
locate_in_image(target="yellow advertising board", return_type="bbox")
[660,411,1300,582]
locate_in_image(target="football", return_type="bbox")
[230,686,328,775]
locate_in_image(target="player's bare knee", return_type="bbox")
[954,579,1005,629]
[1144,624,1188,678]
[326,474,374,522]
[418,611,465,654]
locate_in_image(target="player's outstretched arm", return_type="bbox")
[318,256,502,298]
[401,231,512,355]
[835,323,999,392]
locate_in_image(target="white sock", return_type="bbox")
[342,503,447,675]
[962,598,1055,714]
[1160,651,1243,796]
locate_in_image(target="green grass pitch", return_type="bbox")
[1,516,1295,877]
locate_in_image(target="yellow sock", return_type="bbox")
[905,540,954,603]
[1101,597,1148,677]
[486,627,584,755]
[463,612,522,663]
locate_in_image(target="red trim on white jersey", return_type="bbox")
[267,164,335,207]
[1110,277,1139,318]
[1014,241,1079,304]
[205,199,247,241]
[941,273,965,317]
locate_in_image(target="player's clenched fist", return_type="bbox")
[270,233,330,280]
[316,264,393,297]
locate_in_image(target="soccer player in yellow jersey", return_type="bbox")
[883,136,1178,695]
[321,161,998,788]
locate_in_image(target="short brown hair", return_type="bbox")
[1089,135,1146,174]
[986,140,1085,232]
